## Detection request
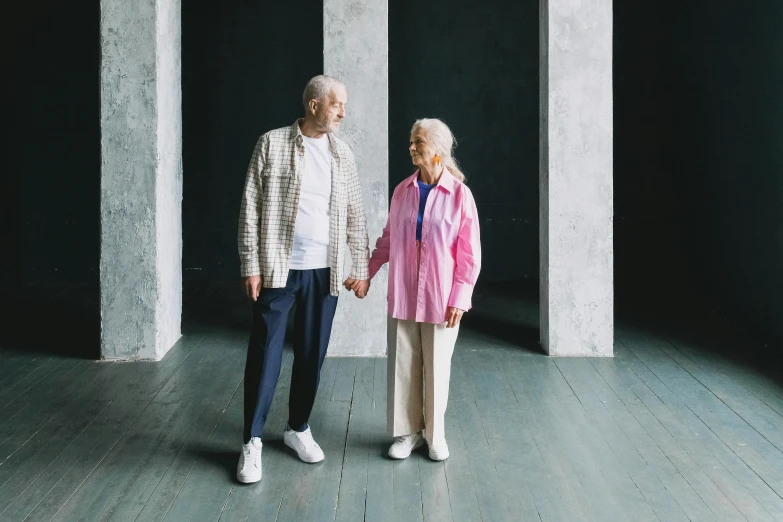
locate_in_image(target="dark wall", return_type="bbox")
[389,0,540,282]
[4,1,100,284]
[3,1,322,285]
[669,2,783,344]
[182,0,323,281]
[613,3,687,308]
[3,0,540,286]
[615,1,783,344]
[7,1,779,347]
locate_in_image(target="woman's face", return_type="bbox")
[409,130,437,168]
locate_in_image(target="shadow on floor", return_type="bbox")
[462,313,543,355]
[186,446,239,482]
[618,289,783,389]
[464,278,544,355]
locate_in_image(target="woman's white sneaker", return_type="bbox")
[388,432,424,459]
[237,437,262,483]
[428,439,449,461]
[283,425,325,463]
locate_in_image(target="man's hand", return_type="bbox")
[446,306,464,328]
[343,278,370,299]
[243,275,262,302]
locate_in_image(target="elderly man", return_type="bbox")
[236,75,370,484]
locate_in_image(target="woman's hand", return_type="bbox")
[343,277,370,298]
[446,306,464,328]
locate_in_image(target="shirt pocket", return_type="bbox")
[331,173,349,206]
[261,167,294,203]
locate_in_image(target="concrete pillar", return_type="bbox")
[324,0,388,356]
[100,0,183,360]
[539,0,614,356]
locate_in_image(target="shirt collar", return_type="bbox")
[407,167,456,194]
[291,119,338,156]
[290,119,304,142]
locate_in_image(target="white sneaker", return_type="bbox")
[388,432,424,459]
[283,425,325,463]
[428,438,449,461]
[237,437,262,483]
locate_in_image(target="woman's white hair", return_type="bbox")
[411,118,466,183]
[302,75,344,111]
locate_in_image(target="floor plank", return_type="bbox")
[18,397,152,521]
[159,393,241,521]
[589,353,731,522]
[135,399,231,521]
[364,358,395,522]
[557,357,692,522]
[512,356,631,521]
[501,357,595,522]
[217,352,295,522]
[621,329,783,509]
[454,398,516,522]
[334,357,374,522]
[274,357,341,522]
[0,399,110,512]
[2,283,783,522]
[441,405,482,522]
[48,399,211,521]
[616,332,769,521]
[463,349,542,522]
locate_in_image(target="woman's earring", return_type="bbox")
[433,154,442,164]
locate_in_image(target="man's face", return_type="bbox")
[314,86,347,133]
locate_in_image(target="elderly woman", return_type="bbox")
[349,118,481,460]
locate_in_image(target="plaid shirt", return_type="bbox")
[238,120,370,296]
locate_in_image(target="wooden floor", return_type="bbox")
[1,283,782,521]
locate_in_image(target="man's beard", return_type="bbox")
[317,114,337,133]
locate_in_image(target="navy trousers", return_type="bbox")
[243,268,338,443]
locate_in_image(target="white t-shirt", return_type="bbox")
[290,135,332,269]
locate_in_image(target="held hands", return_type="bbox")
[446,306,465,328]
[243,275,262,302]
[341,278,462,326]
[342,277,370,299]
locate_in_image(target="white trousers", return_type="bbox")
[387,316,460,443]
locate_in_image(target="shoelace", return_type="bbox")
[295,431,316,447]
[243,443,260,467]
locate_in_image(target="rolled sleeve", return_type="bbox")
[237,135,266,277]
[345,152,370,280]
[368,217,391,280]
[447,187,481,311]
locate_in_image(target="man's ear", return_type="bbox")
[308,99,318,115]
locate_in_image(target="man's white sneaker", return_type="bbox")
[388,432,424,459]
[237,437,262,483]
[428,438,449,461]
[283,425,325,463]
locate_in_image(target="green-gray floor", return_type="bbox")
[1,283,782,521]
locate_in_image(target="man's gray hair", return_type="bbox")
[302,75,344,111]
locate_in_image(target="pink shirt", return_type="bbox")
[369,169,481,324]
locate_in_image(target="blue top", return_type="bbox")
[416,181,435,240]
